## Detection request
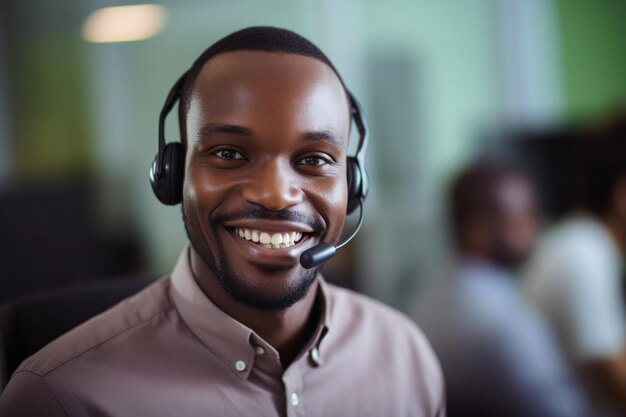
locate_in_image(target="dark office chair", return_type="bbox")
[0,180,146,304]
[0,275,157,391]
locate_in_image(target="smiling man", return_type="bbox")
[0,27,444,417]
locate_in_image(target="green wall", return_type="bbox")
[557,0,626,119]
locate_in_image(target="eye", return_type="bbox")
[213,149,245,160]
[297,156,330,166]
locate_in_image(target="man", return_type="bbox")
[524,114,626,415]
[0,27,444,416]
[412,162,591,417]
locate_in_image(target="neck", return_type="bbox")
[189,248,320,367]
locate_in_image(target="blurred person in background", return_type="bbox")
[412,162,592,417]
[524,111,626,416]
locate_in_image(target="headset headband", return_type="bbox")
[155,72,188,177]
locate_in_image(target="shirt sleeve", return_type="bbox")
[0,371,70,417]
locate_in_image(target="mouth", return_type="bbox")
[221,219,321,266]
[232,228,306,249]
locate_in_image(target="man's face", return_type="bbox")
[182,51,350,310]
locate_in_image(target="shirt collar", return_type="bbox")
[169,246,331,378]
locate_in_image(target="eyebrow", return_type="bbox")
[198,123,344,147]
[199,123,253,139]
[303,129,344,147]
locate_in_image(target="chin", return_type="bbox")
[221,259,319,311]
[183,205,323,310]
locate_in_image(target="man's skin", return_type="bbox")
[180,51,351,367]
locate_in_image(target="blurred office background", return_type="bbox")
[0,0,625,308]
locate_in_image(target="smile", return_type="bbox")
[233,228,304,249]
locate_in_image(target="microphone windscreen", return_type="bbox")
[300,242,336,269]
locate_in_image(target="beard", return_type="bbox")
[491,242,531,270]
[182,203,324,311]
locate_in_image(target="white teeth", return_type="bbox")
[259,232,271,244]
[270,233,283,245]
[234,227,306,249]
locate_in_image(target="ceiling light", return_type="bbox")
[82,4,167,43]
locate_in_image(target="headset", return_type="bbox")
[149,69,369,268]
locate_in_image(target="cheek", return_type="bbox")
[310,177,349,234]
[503,216,537,249]
[182,163,231,215]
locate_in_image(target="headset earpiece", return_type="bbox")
[345,92,369,215]
[150,142,184,205]
[150,73,187,205]
[346,157,362,215]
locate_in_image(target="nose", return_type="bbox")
[240,159,303,210]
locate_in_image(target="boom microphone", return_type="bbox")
[300,199,365,269]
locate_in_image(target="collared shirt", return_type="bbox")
[412,258,591,417]
[0,246,444,417]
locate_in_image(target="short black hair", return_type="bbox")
[574,112,626,215]
[177,26,348,138]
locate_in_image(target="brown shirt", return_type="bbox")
[0,246,445,417]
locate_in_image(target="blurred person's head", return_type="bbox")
[574,109,626,246]
[449,162,539,269]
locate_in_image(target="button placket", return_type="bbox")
[285,387,303,417]
[283,372,304,417]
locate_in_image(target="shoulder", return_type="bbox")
[538,217,612,262]
[326,283,426,339]
[527,216,618,287]
[324,284,445,413]
[416,268,530,346]
[0,370,70,417]
[16,278,175,378]
[325,283,443,376]
[420,266,519,322]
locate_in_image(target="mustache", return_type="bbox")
[213,207,325,234]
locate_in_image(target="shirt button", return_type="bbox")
[290,392,299,406]
[254,346,266,355]
[235,360,246,372]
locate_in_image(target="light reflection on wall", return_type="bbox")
[82,4,167,44]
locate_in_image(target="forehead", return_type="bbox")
[186,50,350,142]
[495,176,536,213]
